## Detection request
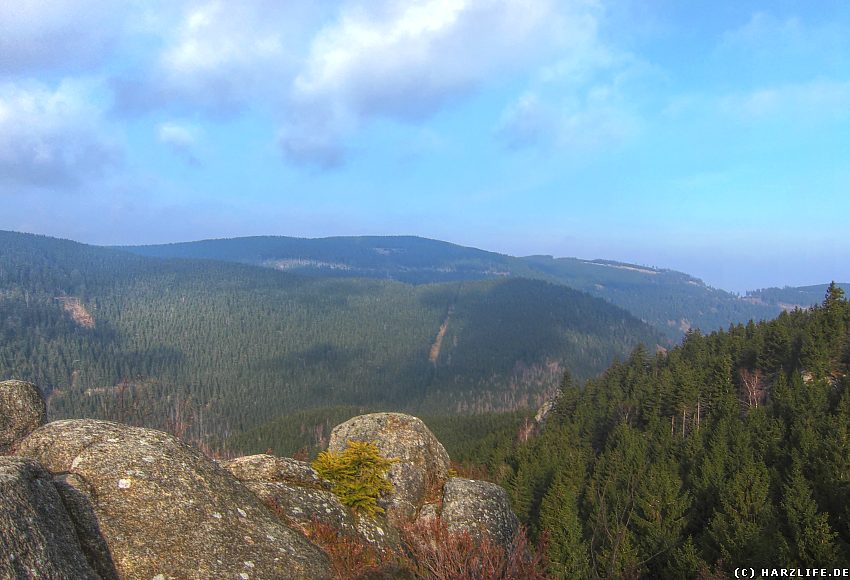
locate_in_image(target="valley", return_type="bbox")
[2,229,849,576]
[0,230,658,451]
[4,230,844,459]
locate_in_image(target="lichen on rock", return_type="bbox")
[0,380,47,454]
[16,420,331,579]
[0,456,101,579]
[223,453,399,553]
[440,477,520,549]
[221,454,330,490]
[222,455,354,534]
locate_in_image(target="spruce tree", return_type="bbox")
[781,461,841,566]
[540,470,590,578]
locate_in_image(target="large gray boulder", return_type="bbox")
[222,454,398,552]
[0,380,47,454]
[17,420,331,579]
[328,413,450,524]
[441,478,520,549]
[221,455,354,534]
[51,472,118,580]
[0,457,101,579]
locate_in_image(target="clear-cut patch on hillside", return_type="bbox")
[429,305,454,365]
[583,260,659,275]
[56,297,94,328]
[264,258,353,271]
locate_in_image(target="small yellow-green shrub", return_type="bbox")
[312,441,396,517]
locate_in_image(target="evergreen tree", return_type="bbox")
[781,461,841,566]
[633,460,692,576]
[586,424,647,577]
[539,470,590,578]
[706,459,777,567]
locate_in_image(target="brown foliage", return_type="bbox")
[449,461,491,481]
[304,519,388,579]
[399,518,549,580]
[292,446,310,461]
[262,509,549,579]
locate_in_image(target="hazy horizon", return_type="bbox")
[2,1,848,293]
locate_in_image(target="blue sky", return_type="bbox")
[1,0,848,292]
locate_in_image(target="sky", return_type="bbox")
[1,0,848,293]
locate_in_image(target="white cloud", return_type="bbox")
[0,80,120,189]
[719,80,850,122]
[496,93,552,148]
[280,0,580,166]
[719,12,805,52]
[0,0,125,73]
[157,122,201,165]
[158,1,286,108]
[715,11,850,84]
[158,123,195,148]
[495,33,650,154]
[4,0,624,169]
[496,90,639,152]
[113,0,323,115]
[294,0,557,115]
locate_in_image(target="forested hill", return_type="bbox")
[119,235,781,341]
[746,283,850,310]
[118,235,534,283]
[475,284,850,577]
[0,230,659,445]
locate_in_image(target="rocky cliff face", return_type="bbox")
[1,382,522,579]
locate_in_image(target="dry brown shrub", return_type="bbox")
[399,518,550,580]
[304,519,389,579]
[263,494,549,578]
[449,461,491,481]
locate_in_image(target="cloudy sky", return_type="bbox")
[1,0,848,292]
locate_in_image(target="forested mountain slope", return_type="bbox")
[746,282,850,310]
[119,235,533,284]
[0,230,658,444]
[474,284,850,577]
[120,235,782,340]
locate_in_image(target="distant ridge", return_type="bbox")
[120,234,788,340]
[745,283,850,311]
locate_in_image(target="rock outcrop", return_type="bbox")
[17,420,331,580]
[0,380,47,454]
[441,477,520,549]
[0,382,521,577]
[328,412,450,524]
[221,454,399,552]
[320,412,522,553]
[0,457,101,579]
